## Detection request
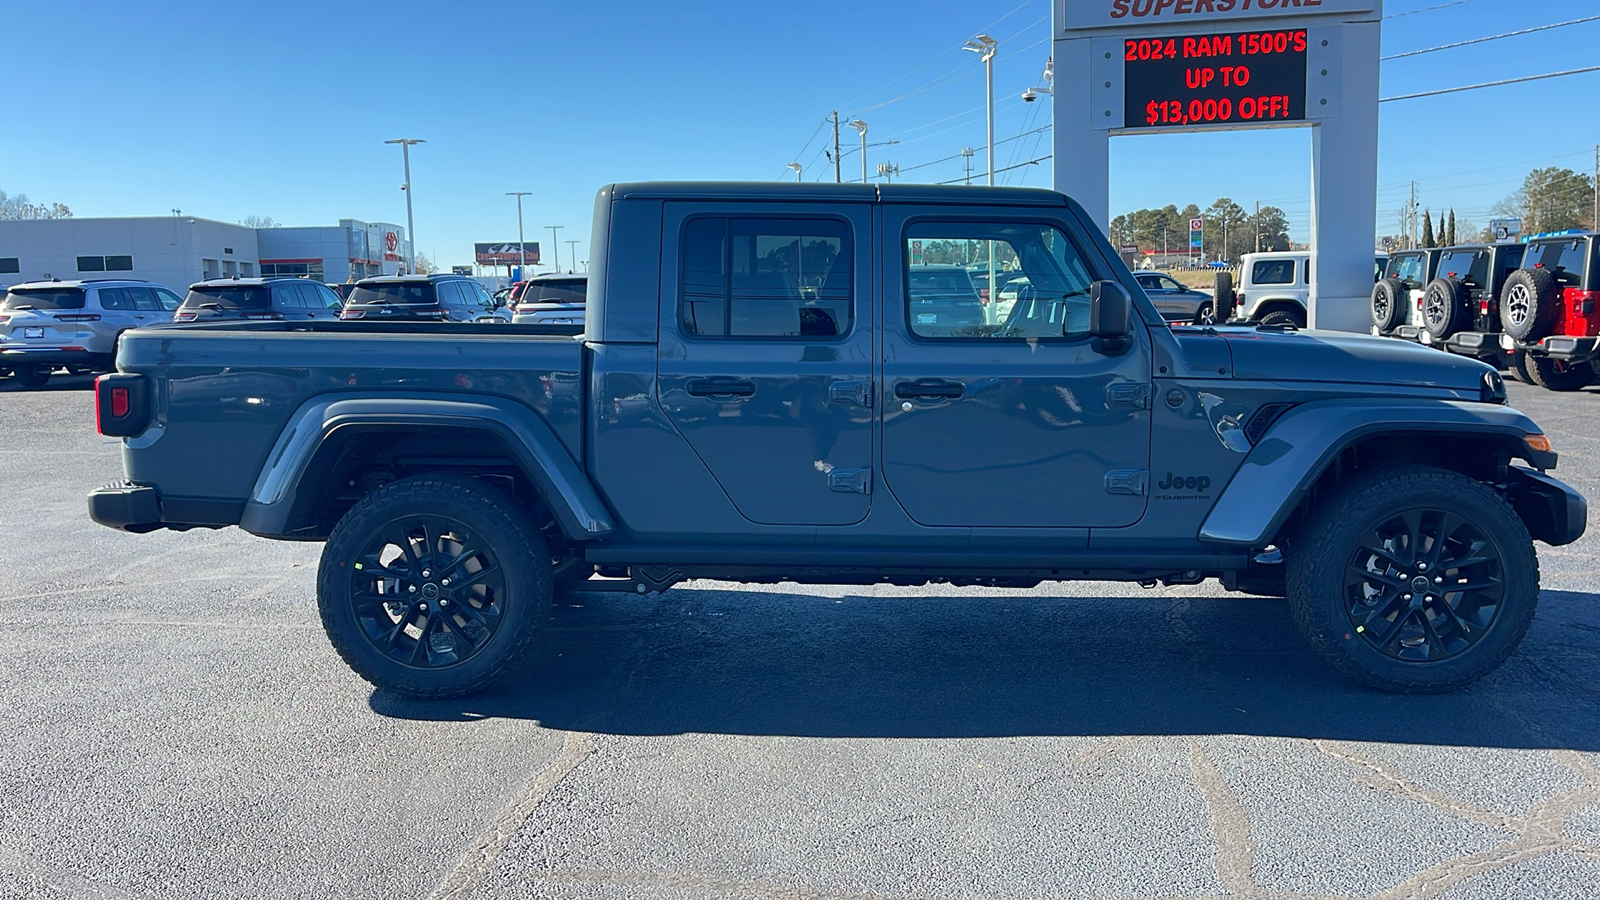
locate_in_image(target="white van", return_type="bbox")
[1233,251,1310,328]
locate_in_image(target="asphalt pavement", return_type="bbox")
[1,370,1598,900]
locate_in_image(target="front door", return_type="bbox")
[878,208,1152,528]
[656,203,875,526]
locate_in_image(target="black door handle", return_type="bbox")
[686,377,756,398]
[895,379,964,400]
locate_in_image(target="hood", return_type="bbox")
[1219,328,1493,391]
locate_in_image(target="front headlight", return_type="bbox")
[1480,370,1507,404]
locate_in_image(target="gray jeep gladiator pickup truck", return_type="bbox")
[88,183,1586,698]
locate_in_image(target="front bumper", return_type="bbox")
[1499,334,1600,362]
[1506,466,1587,546]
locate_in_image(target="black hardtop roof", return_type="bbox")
[604,181,1071,207]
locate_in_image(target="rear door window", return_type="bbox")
[127,287,163,311]
[272,285,306,309]
[680,217,852,338]
[99,288,132,311]
[1251,259,1296,285]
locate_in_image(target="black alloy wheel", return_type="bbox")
[1343,509,1503,663]
[1286,465,1538,692]
[347,515,508,670]
[318,474,552,697]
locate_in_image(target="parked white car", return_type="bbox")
[511,274,587,326]
[1,279,182,386]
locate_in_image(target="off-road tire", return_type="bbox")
[1371,277,1406,331]
[1506,350,1535,384]
[1286,465,1538,693]
[16,365,50,388]
[1500,268,1561,341]
[1421,277,1467,339]
[1527,356,1595,392]
[1213,272,1236,321]
[317,474,552,698]
[1258,308,1305,329]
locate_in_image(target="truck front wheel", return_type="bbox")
[317,474,553,698]
[1286,465,1538,693]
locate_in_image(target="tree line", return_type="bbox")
[0,189,72,220]
[1108,198,1291,264]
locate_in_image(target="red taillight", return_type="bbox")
[95,373,150,437]
[54,314,102,322]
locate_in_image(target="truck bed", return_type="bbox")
[113,321,586,508]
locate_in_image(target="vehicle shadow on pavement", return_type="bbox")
[370,586,1600,750]
[0,373,95,392]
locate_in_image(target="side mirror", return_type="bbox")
[1089,280,1134,338]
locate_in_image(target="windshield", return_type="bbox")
[182,286,269,309]
[348,283,436,305]
[521,279,586,306]
[2,288,86,310]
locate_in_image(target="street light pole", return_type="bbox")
[787,162,803,183]
[567,240,580,269]
[849,119,868,184]
[963,35,997,186]
[833,111,842,183]
[385,138,425,272]
[505,191,532,278]
[547,225,564,271]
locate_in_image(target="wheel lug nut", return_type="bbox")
[419,603,428,611]
[408,585,417,593]
[1419,563,1427,571]
[422,569,431,578]
[441,599,449,607]
[1404,593,1412,600]
[441,577,451,586]
[1435,576,1442,583]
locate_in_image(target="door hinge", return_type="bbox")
[828,380,873,408]
[828,467,872,495]
[1104,469,1149,496]
[1107,382,1152,409]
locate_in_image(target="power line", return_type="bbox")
[936,155,1051,185]
[1382,15,1600,60]
[1385,0,1477,19]
[1381,64,1600,101]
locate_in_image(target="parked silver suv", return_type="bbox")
[0,279,181,386]
[510,273,587,325]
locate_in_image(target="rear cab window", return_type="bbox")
[183,286,270,309]
[1436,250,1488,288]
[1251,259,1296,286]
[348,283,437,306]
[3,288,86,310]
[1524,239,1592,288]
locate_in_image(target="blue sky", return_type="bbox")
[4,0,1598,265]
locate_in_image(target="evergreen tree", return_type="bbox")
[1447,208,1457,246]
[1421,209,1435,248]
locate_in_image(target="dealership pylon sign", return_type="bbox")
[1053,0,1382,331]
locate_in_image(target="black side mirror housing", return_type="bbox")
[1090,280,1134,338]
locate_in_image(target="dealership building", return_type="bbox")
[0,215,411,293]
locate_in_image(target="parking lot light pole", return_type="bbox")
[547,225,564,271]
[567,240,580,270]
[506,192,532,278]
[385,139,425,271]
[787,162,803,183]
[963,35,997,322]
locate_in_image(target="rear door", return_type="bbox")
[879,205,1153,528]
[656,202,875,525]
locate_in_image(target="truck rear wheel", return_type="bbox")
[16,365,50,388]
[1286,465,1538,693]
[1371,277,1406,331]
[316,474,553,698]
[1213,271,1236,321]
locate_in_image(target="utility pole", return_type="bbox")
[961,148,975,185]
[1255,200,1261,253]
[547,225,564,271]
[505,192,532,278]
[833,111,842,184]
[876,162,899,183]
[1592,144,1597,231]
[1409,181,1418,249]
[385,138,425,271]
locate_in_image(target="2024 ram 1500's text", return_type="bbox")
[88,183,1586,698]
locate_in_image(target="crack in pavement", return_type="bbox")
[1186,738,1260,897]
[427,728,597,900]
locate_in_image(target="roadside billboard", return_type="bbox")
[475,242,540,266]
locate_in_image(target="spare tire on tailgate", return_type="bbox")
[1213,271,1236,322]
[1422,276,1468,339]
[1371,277,1405,332]
[1500,268,1561,341]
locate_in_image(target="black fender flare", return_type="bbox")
[1198,398,1567,547]
[239,393,615,540]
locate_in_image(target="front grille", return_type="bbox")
[1244,403,1294,445]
